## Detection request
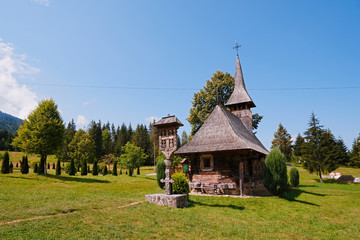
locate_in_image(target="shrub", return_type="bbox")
[112,162,117,176]
[21,156,29,174]
[56,160,61,176]
[156,158,166,189]
[125,170,128,175]
[38,156,45,174]
[9,162,13,170]
[34,163,38,173]
[92,160,99,176]
[16,162,19,168]
[52,162,55,169]
[290,167,300,187]
[103,166,108,175]
[1,151,10,174]
[81,159,88,176]
[68,158,76,175]
[47,163,50,169]
[263,148,288,195]
[137,167,140,175]
[172,172,190,195]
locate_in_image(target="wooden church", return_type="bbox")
[174,54,268,196]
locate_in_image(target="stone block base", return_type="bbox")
[145,194,188,208]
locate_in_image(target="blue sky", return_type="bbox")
[0,0,359,150]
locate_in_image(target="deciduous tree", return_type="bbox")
[119,142,147,177]
[12,99,65,174]
[187,71,262,135]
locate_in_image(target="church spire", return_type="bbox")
[226,49,256,132]
[225,54,255,108]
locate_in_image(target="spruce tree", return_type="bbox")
[350,134,360,167]
[34,163,38,173]
[92,160,99,175]
[302,113,341,182]
[69,158,76,175]
[56,160,61,176]
[293,134,304,157]
[112,161,117,176]
[271,123,293,161]
[81,159,88,175]
[1,151,10,174]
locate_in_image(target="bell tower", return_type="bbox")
[225,47,256,132]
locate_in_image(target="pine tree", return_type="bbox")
[81,159,88,175]
[69,158,76,175]
[112,161,117,176]
[56,160,61,175]
[1,151,10,174]
[271,123,293,161]
[92,160,99,175]
[34,163,38,173]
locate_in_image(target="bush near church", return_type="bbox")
[263,148,288,195]
[172,172,190,195]
[290,167,300,187]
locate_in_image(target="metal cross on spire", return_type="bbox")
[233,42,241,56]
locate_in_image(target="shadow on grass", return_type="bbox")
[143,176,157,181]
[188,199,245,210]
[281,188,326,206]
[298,184,318,188]
[45,174,111,183]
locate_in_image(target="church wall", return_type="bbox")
[188,151,268,196]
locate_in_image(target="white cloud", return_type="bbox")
[76,115,88,128]
[145,116,159,123]
[0,39,39,119]
[33,0,50,7]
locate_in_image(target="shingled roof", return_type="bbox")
[175,105,268,155]
[153,115,184,127]
[225,54,256,108]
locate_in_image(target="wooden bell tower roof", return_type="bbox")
[225,54,256,108]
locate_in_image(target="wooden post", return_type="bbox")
[239,160,244,196]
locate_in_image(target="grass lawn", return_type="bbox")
[0,164,359,239]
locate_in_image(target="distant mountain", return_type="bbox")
[0,111,23,133]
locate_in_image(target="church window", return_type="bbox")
[200,154,214,171]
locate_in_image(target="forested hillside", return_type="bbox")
[0,111,23,133]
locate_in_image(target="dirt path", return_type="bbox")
[0,201,143,226]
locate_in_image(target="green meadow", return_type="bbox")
[0,155,359,239]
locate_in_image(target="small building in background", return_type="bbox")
[175,54,268,196]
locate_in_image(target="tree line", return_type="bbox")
[271,113,360,182]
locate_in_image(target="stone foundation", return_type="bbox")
[145,194,188,208]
